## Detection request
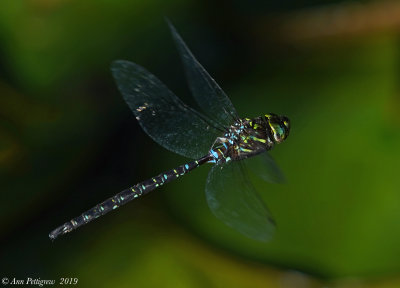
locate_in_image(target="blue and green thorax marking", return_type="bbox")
[209,113,290,164]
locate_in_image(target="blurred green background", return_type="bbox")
[1,0,400,287]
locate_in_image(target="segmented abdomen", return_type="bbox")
[49,155,211,240]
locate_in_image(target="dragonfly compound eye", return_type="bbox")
[270,122,285,143]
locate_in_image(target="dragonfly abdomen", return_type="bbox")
[49,155,211,240]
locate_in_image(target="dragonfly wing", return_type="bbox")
[167,21,239,128]
[245,152,286,184]
[205,160,276,241]
[111,60,219,159]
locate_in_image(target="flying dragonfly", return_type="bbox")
[49,21,290,242]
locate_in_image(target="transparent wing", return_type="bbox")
[245,152,286,184]
[167,21,239,127]
[206,160,276,241]
[111,60,220,159]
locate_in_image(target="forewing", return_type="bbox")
[205,160,276,241]
[111,60,219,159]
[167,21,238,127]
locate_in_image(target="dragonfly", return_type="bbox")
[49,21,290,242]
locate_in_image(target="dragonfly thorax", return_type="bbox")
[209,114,290,164]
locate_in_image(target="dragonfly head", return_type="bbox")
[265,113,290,144]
